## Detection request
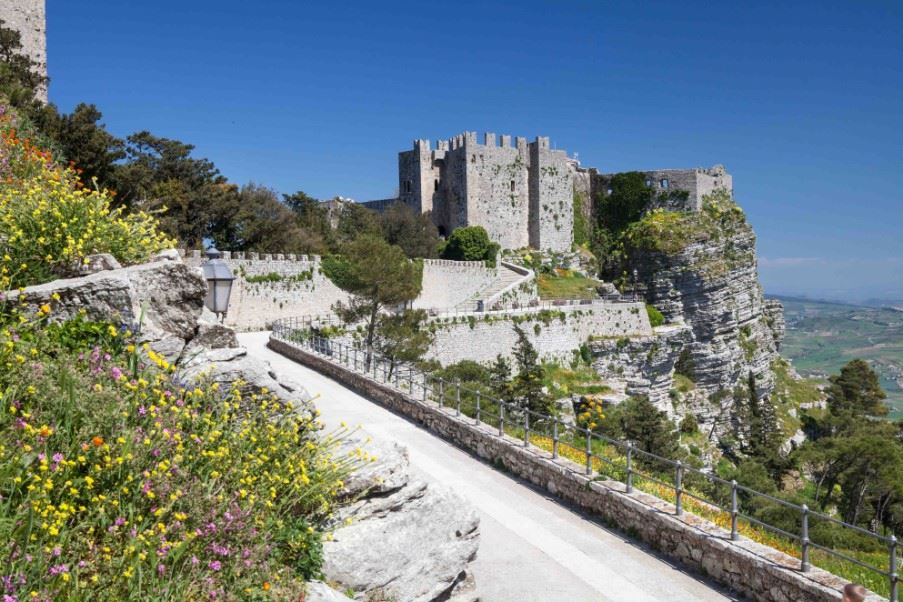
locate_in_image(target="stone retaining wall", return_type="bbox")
[425,302,652,366]
[268,335,883,602]
[412,259,498,310]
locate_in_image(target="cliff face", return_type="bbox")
[592,191,784,433]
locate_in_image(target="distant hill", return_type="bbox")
[771,295,903,418]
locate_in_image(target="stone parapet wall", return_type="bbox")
[268,336,877,602]
[413,259,499,310]
[180,250,348,331]
[425,301,652,366]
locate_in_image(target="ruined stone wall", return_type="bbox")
[412,259,499,310]
[425,302,652,366]
[597,165,732,212]
[0,0,46,101]
[269,336,871,602]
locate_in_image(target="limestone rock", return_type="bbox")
[179,346,314,417]
[613,214,785,436]
[14,260,206,361]
[305,581,351,601]
[187,308,240,351]
[150,248,182,263]
[324,436,479,602]
[77,253,122,275]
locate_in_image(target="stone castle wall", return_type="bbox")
[182,251,349,331]
[0,0,46,101]
[424,301,652,366]
[183,251,508,331]
[400,132,574,252]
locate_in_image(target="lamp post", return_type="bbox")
[201,247,235,322]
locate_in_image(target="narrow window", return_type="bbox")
[660,178,669,189]
[644,178,652,187]
[471,154,476,163]
[434,180,439,191]
[404,180,412,193]
[510,180,515,192]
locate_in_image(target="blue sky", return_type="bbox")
[46,1,902,302]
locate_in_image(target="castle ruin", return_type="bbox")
[0,0,47,102]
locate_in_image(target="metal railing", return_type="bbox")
[271,318,899,601]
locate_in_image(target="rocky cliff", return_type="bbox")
[591,191,784,435]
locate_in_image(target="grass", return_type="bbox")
[542,362,611,397]
[537,268,598,300]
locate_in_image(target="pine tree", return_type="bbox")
[511,324,552,415]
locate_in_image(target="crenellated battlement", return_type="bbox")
[413,132,560,154]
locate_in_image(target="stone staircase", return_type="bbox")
[454,263,526,312]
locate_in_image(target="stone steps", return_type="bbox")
[454,264,524,312]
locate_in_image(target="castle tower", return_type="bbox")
[0,0,47,101]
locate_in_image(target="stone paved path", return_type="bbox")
[240,332,742,602]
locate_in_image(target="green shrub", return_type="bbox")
[441,226,499,266]
[645,304,665,327]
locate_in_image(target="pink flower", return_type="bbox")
[110,366,122,380]
[208,560,221,572]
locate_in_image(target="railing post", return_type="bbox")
[438,379,445,408]
[475,391,481,425]
[499,402,505,436]
[552,416,559,459]
[675,461,683,516]
[456,381,461,417]
[730,480,739,541]
[523,411,529,447]
[585,430,592,475]
[625,442,633,493]
[801,504,811,572]
[890,535,898,602]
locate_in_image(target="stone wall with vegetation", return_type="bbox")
[424,302,652,366]
[269,336,874,602]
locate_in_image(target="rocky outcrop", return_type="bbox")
[323,437,480,602]
[13,259,208,361]
[589,325,692,407]
[609,197,784,436]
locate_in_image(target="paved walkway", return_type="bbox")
[239,332,740,602]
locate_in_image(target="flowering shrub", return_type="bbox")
[0,306,360,600]
[0,103,175,289]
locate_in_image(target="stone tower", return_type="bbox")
[0,0,47,101]
[398,132,573,252]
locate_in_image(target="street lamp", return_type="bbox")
[201,247,235,321]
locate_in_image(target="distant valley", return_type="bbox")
[775,295,903,418]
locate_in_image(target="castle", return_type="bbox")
[0,0,47,102]
[395,132,574,252]
[382,131,733,253]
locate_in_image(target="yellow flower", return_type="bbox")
[38,303,51,315]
